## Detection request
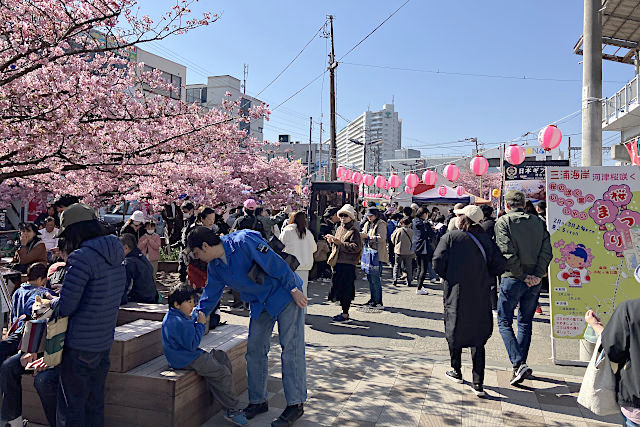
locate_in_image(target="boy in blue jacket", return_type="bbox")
[161,284,247,426]
[0,263,49,364]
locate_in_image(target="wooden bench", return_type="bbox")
[110,319,163,373]
[117,302,210,333]
[22,324,248,427]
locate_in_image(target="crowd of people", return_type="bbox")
[1,188,639,426]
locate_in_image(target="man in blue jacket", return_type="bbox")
[187,227,307,427]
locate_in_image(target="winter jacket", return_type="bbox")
[161,307,205,369]
[196,230,302,320]
[390,226,414,256]
[494,208,552,280]
[258,211,289,240]
[333,220,363,265]
[138,232,162,262]
[412,217,434,256]
[11,283,49,331]
[601,298,640,409]
[13,238,47,269]
[121,223,143,241]
[480,218,496,241]
[52,235,126,352]
[433,228,506,348]
[231,213,266,238]
[123,247,158,304]
[279,224,317,271]
[362,219,389,263]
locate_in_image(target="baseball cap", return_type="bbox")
[323,206,339,218]
[56,203,97,237]
[453,205,484,225]
[243,199,257,210]
[504,190,525,206]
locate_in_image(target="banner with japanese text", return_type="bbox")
[504,160,569,203]
[547,166,640,339]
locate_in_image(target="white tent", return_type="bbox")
[390,191,412,207]
[412,185,474,205]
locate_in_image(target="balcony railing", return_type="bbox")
[603,75,639,123]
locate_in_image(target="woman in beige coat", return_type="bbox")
[361,207,388,309]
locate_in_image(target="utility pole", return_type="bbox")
[308,117,313,178]
[581,0,602,166]
[466,137,482,196]
[328,15,338,180]
[568,136,571,166]
[318,119,324,180]
[242,64,248,94]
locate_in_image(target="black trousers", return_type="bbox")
[490,277,499,311]
[416,253,431,287]
[449,344,485,386]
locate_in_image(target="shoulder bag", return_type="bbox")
[43,306,68,367]
[577,335,620,415]
[328,230,354,268]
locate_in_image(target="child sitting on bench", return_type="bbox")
[161,284,247,426]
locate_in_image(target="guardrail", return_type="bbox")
[603,75,639,123]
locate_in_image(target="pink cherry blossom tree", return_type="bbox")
[456,170,501,200]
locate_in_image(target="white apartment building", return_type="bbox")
[326,104,402,174]
[185,75,265,141]
[135,47,187,102]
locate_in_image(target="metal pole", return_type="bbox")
[318,120,324,180]
[635,50,639,76]
[568,136,571,166]
[308,117,313,179]
[328,15,338,181]
[581,0,603,166]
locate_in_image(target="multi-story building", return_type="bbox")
[326,104,402,174]
[185,75,265,141]
[385,149,426,176]
[135,47,187,102]
[264,135,322,182]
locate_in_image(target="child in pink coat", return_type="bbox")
[138,220,162,278]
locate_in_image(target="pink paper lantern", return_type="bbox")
[363,174,374,186]
[538,125,562,151]
[389,174,402,188]
[405,173,419,188]
[505,144,526,165]
[352,171,363,184]
[438,186,447,197]
[422,170,437,186]
[470,155,489,176]
[337,166,346,178]
[456,186,465,196]
[443,164,460,182]
[374,175,386,189]
[383,181,391,190]
[405,186,414,195]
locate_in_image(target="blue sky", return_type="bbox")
[137,0,634,164]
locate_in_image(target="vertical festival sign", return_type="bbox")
[547,166,640,339]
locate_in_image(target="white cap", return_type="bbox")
[453,205,484,224]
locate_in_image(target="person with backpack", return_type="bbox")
[390,217,415,289]
[231,199,266,238]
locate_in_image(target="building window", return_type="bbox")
[141,65,182,100]
[186,87,206,104]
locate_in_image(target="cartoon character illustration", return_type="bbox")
[555,242,593,288]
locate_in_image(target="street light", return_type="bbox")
[348,138,383,173]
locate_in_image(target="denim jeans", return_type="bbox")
[57,347,111,427]
[246,299,306,406]
[623,413,640,427]
[497,277,542,369]
[427,261,438,281]
[35,367,60,427]
[0,353,24,422]
[367,263,383,304]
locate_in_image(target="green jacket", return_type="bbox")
[494,209,552,280]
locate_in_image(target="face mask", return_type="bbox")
[183,212,192,219]
[146,229,154,234]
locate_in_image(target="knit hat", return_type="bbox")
[337,204,356,220]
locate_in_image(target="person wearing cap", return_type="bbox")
[231,199,267,238]
[43,203,126,425]
[121,210,146,241]
[447,202,467,232]
[326,204,363,322]
[494,190,552,386]
[432,205,506,397]
[185,227,307,426]
[11,222,47,273]
[360,207,388,309]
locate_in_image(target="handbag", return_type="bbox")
[577,335,620,416]
[360,246,379,274]
[20,319,48,353]
[43,310,68,367]
[327,230,354,268]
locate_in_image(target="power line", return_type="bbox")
[256,22,326,97]
[272,70,327,111]
[341,62,629,84]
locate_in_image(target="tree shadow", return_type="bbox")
[383,306,444,321]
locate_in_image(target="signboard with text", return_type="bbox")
[504,160,569,203]
[547,166,640,339]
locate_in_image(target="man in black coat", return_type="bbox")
[120,233,158,304]
[479,205,498,314]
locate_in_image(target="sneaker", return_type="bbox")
[321,277,331,283]
[371,303,384,310]
[445,370,463,384]
[510,364,532,386]
[243,402,268,420]
[535,305,543,314]
[271,404,304,427]
[472,384,486,397]
[224,409,249,426]
[332,313,350,322]
[492,310,498,318]
[416,288,429,295]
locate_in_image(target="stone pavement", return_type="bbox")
[202,266,623,426]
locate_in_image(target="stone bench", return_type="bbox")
[22,324,248,426]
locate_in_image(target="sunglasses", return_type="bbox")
[338,213,349,218]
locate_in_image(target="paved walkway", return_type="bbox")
[161,267,621,426]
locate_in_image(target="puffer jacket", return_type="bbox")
[494,208,552,280]
[53,234,126,352]
[123,247,158,304]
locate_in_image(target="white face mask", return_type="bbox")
[146,229,154,234]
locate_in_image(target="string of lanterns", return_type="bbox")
[335,124,562,196]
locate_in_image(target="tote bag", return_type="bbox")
[43,315,68,367]
[360,246,379,274]
[20,319,48,353]
[577,335,620,416]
